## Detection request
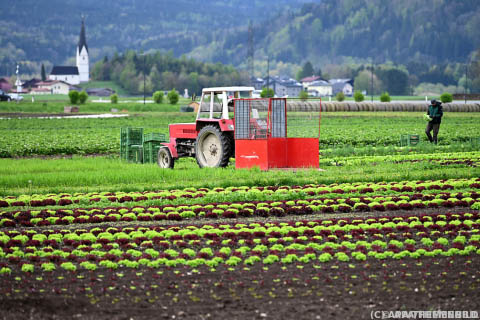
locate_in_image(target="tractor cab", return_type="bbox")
[197,87,254,122]
[157,87,254,169]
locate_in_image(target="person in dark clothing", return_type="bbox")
[425,99,443,144]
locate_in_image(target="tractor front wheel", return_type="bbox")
[195,125,232,168]
[157,147,174,169]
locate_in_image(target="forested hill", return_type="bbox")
[2,0,479,78]
[0,0,309,75]
[206,0,480,67]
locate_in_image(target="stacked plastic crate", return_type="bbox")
[400,134,420,147]
[120,128,144,163]
[143,133,166,164]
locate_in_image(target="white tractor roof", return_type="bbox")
[202,86,255,93]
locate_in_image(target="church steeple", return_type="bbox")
[76,15,89,82]
[78,16,88,53]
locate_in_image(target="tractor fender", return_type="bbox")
[162,139,178,158]
[218,119,234,132]
[196,119,234,132]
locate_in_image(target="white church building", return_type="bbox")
[49,18,89,85]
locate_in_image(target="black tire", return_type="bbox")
[157,147,174,169]
[195,125,232,168]
[226,132,235,158]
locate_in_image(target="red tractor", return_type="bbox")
[158,86,320,170]
[157,87,255,168]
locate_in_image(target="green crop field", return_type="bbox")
[0,103,479,319]
[0,152,479,196]
[0,111,478,157]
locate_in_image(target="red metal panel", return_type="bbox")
[235,139,269,170]
[286,138,319,168]
[267,138,287,168]
[169,123,198,139]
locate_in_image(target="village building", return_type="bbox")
[307,80,333,97]
[257,76,303,97]
[30,87,52,95]
[300,75,322,90]
[49,17,89,85]
[85,88,115,97]
[49,66,80,85]
[188,101,200,113]
[250,77,265,91]
[330,79,354,96]
[36,80,72,95]
[76,17,89,82]
[0,78,12,92]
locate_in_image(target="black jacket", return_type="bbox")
[427,104,443,124]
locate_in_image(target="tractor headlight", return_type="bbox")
[228,124,234,130]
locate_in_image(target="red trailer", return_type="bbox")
[233,98,320,170]
[157,87,320,170]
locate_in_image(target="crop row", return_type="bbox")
[0,211,478,274]
[2,178,479,209]
[2,190,479,228]
[320,151,480,167]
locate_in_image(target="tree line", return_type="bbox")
[91,50,248,95]
[295,48,480,96]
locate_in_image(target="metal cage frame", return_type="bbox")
[233,97,321,170]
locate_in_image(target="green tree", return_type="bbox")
[354,91,364,102]
[167,89,179,104]
[138,76,153,95]
[354,70,382,95]
[153,91,164,103]
[149,65,162,91]
[440,92,452,103]
[302,61,314,77]
[297,61,315,80]
[336,92,345,101]
[68,90,79,104]
[40,64,46,81]
[260,87,274,98]
[380,92,391,102]
[78,91,88,104]
[110,93,118,104]
[376,67,409,95]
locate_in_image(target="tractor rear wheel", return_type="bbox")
[157,147,174,169]
[195,125,232,168]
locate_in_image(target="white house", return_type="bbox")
[264,76,303,97]
[37,80,71,95]
[49,66,80,85]
[300,75,322,90]
[306,80,333,97]
[330,79,354,96]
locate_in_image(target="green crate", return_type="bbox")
[143,133,166,143]
[121,145,143,163]
[143,141,162,164]
[121,128,144,146]
[400,134,420,147]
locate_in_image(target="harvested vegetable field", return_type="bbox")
[0,106,479,319]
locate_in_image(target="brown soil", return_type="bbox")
[0,113,94,118]
[1,208,478,319]
[0,256,478,320]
